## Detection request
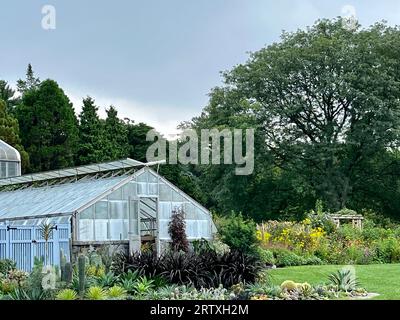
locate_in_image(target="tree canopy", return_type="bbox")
[189,19,400,219]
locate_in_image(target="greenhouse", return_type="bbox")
[0,144,216,271]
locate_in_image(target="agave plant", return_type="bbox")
[86,286,107,300]
[55,289,78,300]
[133,276,154,296]
[119,278,136,294]
[107,285,127,300]
[95,271,118,288]
[328,268,359,292]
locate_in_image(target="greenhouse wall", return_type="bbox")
[75,169,215,248]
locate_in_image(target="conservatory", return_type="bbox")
[0,156,216,271]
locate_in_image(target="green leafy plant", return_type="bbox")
[107,285,127,299]
[0,259,16,274]
[55,289,77,300]
[95,271,118,288]
[86,286,107,300]
[328,268,359,292]
[38,222,55,265]
[217,212,258,255]
[133,276,154,296]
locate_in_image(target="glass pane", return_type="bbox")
[129,200,139,236]
[108,188,123,200]
[81,207,94,219]
[79,219,94,241]
[122,182,136,199]
[109,201,127,219]
[137,183,147,195]
[148,173,158,183]
[0,162,6,178]
[159,202,172,219]
[95,220,108,240]
[159,183,172,201]
[172,190,183,202]
[8,162,17,177]
[95,201,108,219]
[109,219,124,240]
[137,172,148,183]
[184,203,196,219]
[148,183,158,195]
[186,220,198,238]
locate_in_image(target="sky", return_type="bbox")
[1,0,400,137]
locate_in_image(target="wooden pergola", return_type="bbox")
[329,214,364,230]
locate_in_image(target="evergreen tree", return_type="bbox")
[126,120,154,162]
[0,99,29,171]
[17,64,40,94]
[15,79,78,172]
[104,106,129,160]
[77,96,107,165]
[0,80,18,113]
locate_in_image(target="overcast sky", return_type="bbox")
[1,0,400,136]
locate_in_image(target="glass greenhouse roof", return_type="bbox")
[0,158,143,187]
[0,139,21,162]
[0,175,131,221]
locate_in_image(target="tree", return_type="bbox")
[104,106,129,160]
[17,64,40,94]
[126,120,154,162]
[0,99,29,171]
[190,18,400,214]
[77,97,107,165]
[15,79,79,172]
[0,80,18,112]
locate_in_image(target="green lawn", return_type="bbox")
[269,264,400,300]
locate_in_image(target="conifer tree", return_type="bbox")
[104,106,129,160]
[15,79,78,172]
[77,96,107,165]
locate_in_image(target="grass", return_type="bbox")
[268,264,400,300]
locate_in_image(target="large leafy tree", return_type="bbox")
[190,18,400,217]
[104,106,129,160]
[15,79,79,172]
[77,97,107,165]
[0,99,29,170]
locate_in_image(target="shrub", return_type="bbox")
[303,255,323,265]
[0,259,16,275]
[168,207,189,253]
[55,289,77,300]
[272,249,305,267]
[373,237,400,263]
[257,248,275,266]
[217,212,258,255]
